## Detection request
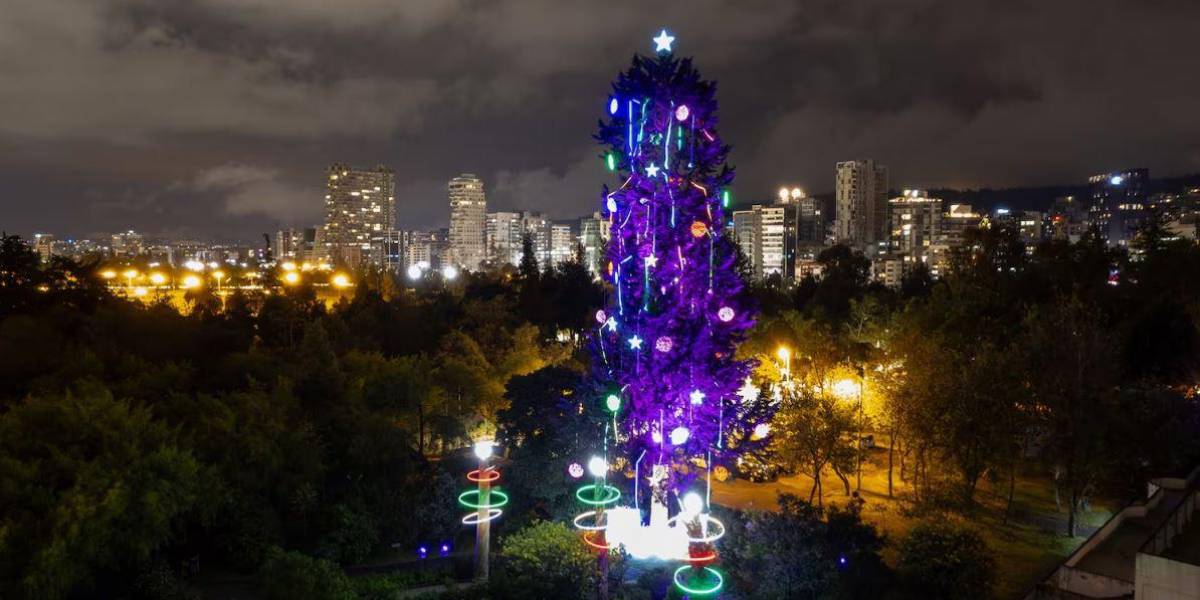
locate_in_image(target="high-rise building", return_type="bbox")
[520,211,551,267]
[32,233,55,263]
[931,203,982,277]
[889,190,942,262]
[732,209,759,275]
[486,211,524,266]
[448,174,487,270]
[369,230,408,273]
[549,223,575,268]
[732,188,804,281]
[405,231,434,269]
[274,228,305,260]
[111,230,144,257]
[1088,168,1149,247]
[835,160,889,250]
[579,212,608,276]
[323,164,395,267]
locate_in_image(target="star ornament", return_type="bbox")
[645,163,660,177]
[653,29,675,53]
[628,335,644,350]
[644,253,658,268]
[737,377,760,404]
[689,389,706,405]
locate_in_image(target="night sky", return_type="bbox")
[2,0,1199,241]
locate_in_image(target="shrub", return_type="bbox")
[896,521,995,599]
[257,547,353,600]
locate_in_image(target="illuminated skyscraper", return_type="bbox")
[323,164,395,267]
[835,160,889,250]
[1088,168,1149,247]
[448,174,487,270]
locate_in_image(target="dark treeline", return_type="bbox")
[0,234,603,600]
[742,221,1200,538]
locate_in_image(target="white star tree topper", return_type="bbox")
[653,29,675,53]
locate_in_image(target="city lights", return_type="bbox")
[331,273,351,288]
[181,275,201,289]
[282,272,300,285]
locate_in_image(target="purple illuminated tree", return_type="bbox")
[591,31,771,480]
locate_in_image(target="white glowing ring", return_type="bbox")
[664,514,726,544]
[461,508,503,525]
[572,510,609,531]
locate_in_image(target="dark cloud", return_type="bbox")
[1,0,1198,240]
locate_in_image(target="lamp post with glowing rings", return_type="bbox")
[670,492,726,596]
[573,456,621,600]
[459,440,507,582]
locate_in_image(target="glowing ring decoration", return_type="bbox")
[575,484,622,506]
[664,514,726,544]
[681,551,718,563]
[582,531,618,551]
[457,489,509,510]
[572,510,608,532]
[673,566,724,596]
[461,508,503,525]
[466,468,500,483]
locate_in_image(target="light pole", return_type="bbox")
[587,456,611,600]
[471,440,495,582]
[776,346,791,382]
[856,365,865,493]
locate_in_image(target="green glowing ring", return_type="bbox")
[458,489,509,510]
[575,484,621,506]
[673,565,724,596]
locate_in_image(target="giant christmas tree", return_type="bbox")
[592,30,768,485]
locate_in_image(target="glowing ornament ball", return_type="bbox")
[595,309,607,324]
[690,220,708,238]
[605,394,621,412]
[675,105,690,121]
[655,336,674,353]
[717,306,735,322]
[568,462,585,479]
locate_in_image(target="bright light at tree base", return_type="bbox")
[673,565,724,596]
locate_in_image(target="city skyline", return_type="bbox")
[3,1,1200,241]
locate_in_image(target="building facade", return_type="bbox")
[486,211,524,267]
[1088,168,1149,247]
[835,160,889,250]
[448,174,487,271]
[323,164,395,268]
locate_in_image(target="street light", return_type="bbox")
[776,346,791,380]
[212,270,225,292]
[331,273,351,289]
[283,271,300,285]
[181,275,201,290]
[149,272,166,286]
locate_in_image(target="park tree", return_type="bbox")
[896,522,994,599]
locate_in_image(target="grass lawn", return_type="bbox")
[712,447,1118,599]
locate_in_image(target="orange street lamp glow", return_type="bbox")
[283,272,300,285]
[100,270,117,280]
[331,274,351,289]
[281,261,297,271]
[149,273,166,285]
[181,275,201,289]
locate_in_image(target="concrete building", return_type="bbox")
[486,211,524,267]
[1088,168,1149,247]
[323,164,395,268]
[32,233,54,263]
[731,187,811,282]
[835,160,889,250]
[1032,467,1200,600]
[520,211,551,267]
[274,228,305,260]
[111,230,144,257]
[732,209,759,275]
[369,230,407,273]
[405,231,434,270]
[930,204,982,278]
[579,212,607,276]
[1048,195,1090,242]
[889,190,943,263]
[549,223,575,268]
[448,174,487,271]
